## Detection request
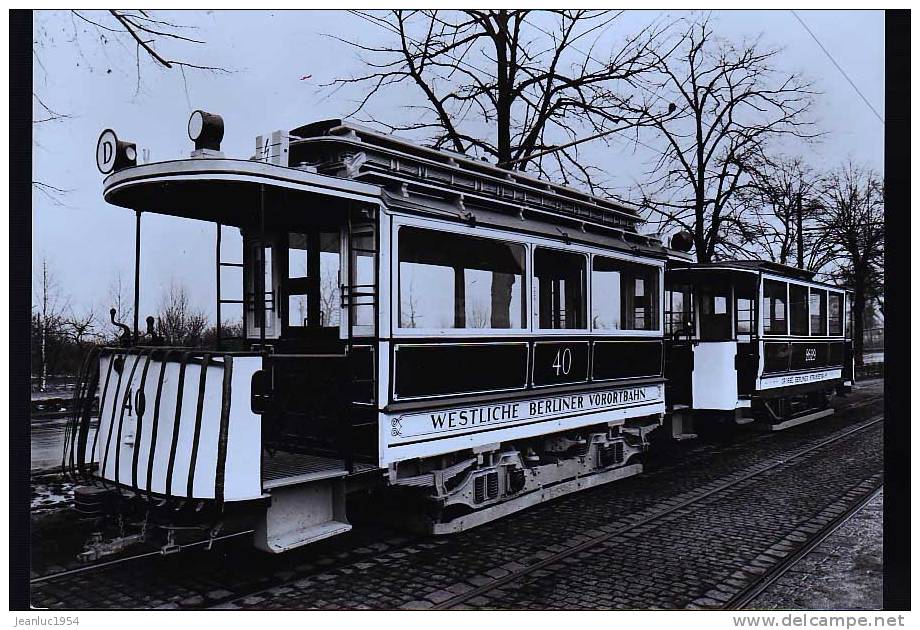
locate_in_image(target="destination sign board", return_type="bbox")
[390,384,663,444]
[758,368,842,390]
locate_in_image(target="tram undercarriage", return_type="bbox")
[754,390,836,431]
[353,415,660,534]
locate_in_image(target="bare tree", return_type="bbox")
[730,155,833,270]
[329,10,671,191]
[154,280,209,347]
[467,298,490,329]
[64,307,100,347]
[33,257,70,391]
[632,15,816,262]
[815,163,884,365]
[319,266,342,328]
[106,269,134,343]
[401,278,421,328]
[33,10,228,197]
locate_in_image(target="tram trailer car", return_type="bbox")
[65,114,673,555]
[663,260,854,435]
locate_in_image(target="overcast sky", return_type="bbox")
[32,10,885,325]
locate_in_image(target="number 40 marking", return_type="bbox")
[552,347,573,376]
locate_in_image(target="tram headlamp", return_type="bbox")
[95,129,137,174]
[670,230,694,253]
[188,110,224,151]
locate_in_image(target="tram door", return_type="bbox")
[692,280,738,409]
[282,229,343,344]
[246,225,349,455]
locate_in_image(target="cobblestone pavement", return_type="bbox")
[30,380,883,610]
[747,491,883,610]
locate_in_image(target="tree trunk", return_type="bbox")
[494,12,512,168]
[453,266,466,328]
[39,316,47,392]
[694,99,708,262]
[490,273,514,328]
[694,199,709,262]
[795,192,804,269]
[852,276,866,367]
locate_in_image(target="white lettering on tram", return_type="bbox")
[390,385,662,442]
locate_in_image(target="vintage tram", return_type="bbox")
[663,261,854,435]
[64,113,853,557]
[66,115,669,554]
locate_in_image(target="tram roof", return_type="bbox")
[668,260,850,291]
[101,158,381,227]
[288,119,649,236]
[97,116,671,256]
[669,259,817,279]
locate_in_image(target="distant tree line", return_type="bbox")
[31,263,241,391]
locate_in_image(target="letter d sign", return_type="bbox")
[96,129,119,174]
[96,128,137,174]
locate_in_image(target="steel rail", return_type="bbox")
[723,484,883,610]
[29,529,255,585]
[30,402,883,606]
[433,414,883,610]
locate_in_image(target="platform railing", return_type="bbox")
[63,346,265,507]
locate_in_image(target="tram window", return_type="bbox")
[789,284,809,335]
[319,232,341,327]
[591,257,659,331]
[288,233,309,279]
[665,284,694,337]
[810,289,827,336]
[284,230,342,329]
[288,294,308,327]
[398,227,526,330]
[698,288,732,341]
[535,248,587,329]
[351,228,375,328]
[762,280,787,336]
[251,243,275,331]
[736,296,755,335]
[828,292,843,336]
[286,232,309,328]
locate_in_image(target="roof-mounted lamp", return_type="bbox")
[188,110,224,154]
[669,230,694,253]
[95,129,137,174]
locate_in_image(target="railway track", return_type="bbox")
[29,530,255,585]
[429,415,882,610]
[642,391,883,480]
[29,389,883,609]
[723,485,883,610]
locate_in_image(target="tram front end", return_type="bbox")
[63,114,384,558]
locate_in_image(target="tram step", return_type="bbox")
[767,407,835,431]
[254,478,351,553]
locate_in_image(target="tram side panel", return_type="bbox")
[756,339,846,392]
[380,340,666,465]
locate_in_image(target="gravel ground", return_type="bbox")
[748,491,883,610]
